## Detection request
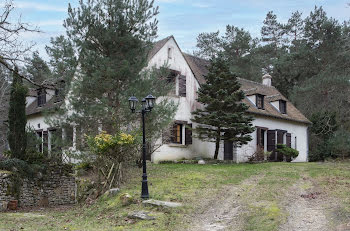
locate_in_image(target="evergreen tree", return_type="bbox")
[62,0,176,145]
[195,25,260,81]
[192,54,254,159]
[261,11,285,50]
[46,35,77,83]
[25,51,52,83]
[285,11,304,44]
[8,67,28,159]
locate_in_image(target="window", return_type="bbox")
[37,89,46,107]
[256,128,265,148]
[171,123,182,144]
[178,75,186,97]
[36,131,43,153]
[168,47,173,59]
[54,88,64,103]
[166,69,179,95]
[279,100,287,114]
[256,94,264,109]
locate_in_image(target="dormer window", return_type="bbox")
[54,88,63,103]
[279,100,287,114]
[256,94,264,109]
[37,89,46,107]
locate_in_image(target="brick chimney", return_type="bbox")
[262,74,272,86]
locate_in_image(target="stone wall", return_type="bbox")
[0,164,76,209]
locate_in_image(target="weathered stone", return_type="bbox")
[198,160,206,165]
[0,164,76,208]
[105,188,120,197]
[120,193,134,206]
[142,199,182,208]
[0,201,7,211]
[38,197,49,207]
[128,211,156,220]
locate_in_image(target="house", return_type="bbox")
[25,35,311,163]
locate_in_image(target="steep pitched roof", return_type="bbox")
[183,53,209,85]
[238,78,311,124]
[26,97,63,116]
[148,36,173,62]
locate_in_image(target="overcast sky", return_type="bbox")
[10,0,350,60]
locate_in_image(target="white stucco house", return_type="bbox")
[25,36,311,163]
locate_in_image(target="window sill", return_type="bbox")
[168,143,188,148]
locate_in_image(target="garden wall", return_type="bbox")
[0,164,76,210]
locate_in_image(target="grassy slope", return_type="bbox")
[0,162,349,231]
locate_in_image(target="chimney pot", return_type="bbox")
[262,74,272,86]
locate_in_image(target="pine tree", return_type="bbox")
[25,51,52,84]
[192,54,254,159]
[46,35,77,83]
[8,67,28,159]
[62,0,176,144]
[261,11,285,50]
[285,11,304,44]
[194,25,260,81]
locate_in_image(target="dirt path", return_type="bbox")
[279,175,330,231]
[185,175,263,231]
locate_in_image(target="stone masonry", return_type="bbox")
[0,164,76,209]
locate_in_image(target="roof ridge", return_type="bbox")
[237,77,276,89]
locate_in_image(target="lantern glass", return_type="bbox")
[128,96,138,112]
[145,94,156,110]
[142,98,147,110]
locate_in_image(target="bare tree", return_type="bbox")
[0,0,41,86]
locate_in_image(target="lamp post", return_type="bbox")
[128,94,156,199]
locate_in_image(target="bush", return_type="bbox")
[86,131,139,190]
[0,158,44,178]
[276,144,299,159]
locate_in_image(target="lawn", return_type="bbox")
[0,162,349,231]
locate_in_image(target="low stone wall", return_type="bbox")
[0,165,76,210]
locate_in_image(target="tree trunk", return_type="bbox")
[214,128,221,159]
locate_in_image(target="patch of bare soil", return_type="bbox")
[279,176,330,231]
[184,175,263,231]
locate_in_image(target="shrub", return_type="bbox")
[276,144,299,159]
[86,131,139,190]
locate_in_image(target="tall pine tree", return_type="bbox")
[8,67,28,159]
[192,54,254,159]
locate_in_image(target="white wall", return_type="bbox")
[238,116,308,162]
[189,115,309,163]
[148,37,203,163]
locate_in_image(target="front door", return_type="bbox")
[224,140,233,160]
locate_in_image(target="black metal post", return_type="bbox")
[141,109,149,199]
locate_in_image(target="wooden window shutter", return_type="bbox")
[286,133,292,147]
[267,130,276,152]
[179,75,186,97]
[277,130,284,144]
[185,124,192,145]
[257,128,262,146]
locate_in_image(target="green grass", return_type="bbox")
[0,162,350,231]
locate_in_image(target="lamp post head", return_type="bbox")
[145,94,156,110]
[141,98,147,110]
[128,96,138,112]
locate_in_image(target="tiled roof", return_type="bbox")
[238,78,311,124]
[183,53,209,85]
[148,36,173,62]
[27,88,37,97]
[177,49,310,124]
[26,97,63,116]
